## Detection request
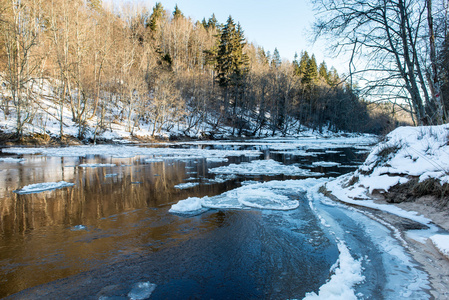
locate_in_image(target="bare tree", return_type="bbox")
[313,0,446,125]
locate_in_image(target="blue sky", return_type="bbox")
[112,0,347,72]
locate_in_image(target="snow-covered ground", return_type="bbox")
[326,124,449,260]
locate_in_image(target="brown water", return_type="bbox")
[0,145,368,299]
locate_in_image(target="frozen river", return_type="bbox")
[0,136,431,299]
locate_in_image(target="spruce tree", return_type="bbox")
[216,16,248,89]
[271,48,281,68]
[148,2,164,31]
[173,4,184,19]
[318,61,329,83]
[298,51,310,77]
[302,54,318,85]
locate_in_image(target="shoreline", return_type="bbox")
[328,190,449,299]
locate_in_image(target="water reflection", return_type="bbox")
[0,144,368,298]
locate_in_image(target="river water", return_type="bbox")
[0,138,431,299]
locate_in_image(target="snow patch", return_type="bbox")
[430,234,449,259]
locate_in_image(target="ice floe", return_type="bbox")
[79,163,116,168]
[14,181,74,194]
[127,281,157,300]
[170,179,323,213]
[312,161,341,167]
[2,145,262,161]
[0,157,25,163]
[169,197,204,214]
[174,182,200,189]
[209,159,323,176]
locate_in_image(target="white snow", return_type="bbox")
[430,235,449,259]
[127,281,157,300]
[209,159,323,176]
[303,241,364,300]
[14,181,74,194]
[326,124,449,260]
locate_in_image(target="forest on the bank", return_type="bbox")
[0,0,447,140]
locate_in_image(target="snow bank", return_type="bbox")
[358,124,449,190]
[303,241,364,300]
[14,181,74,194]
[430,234,449,259]
[327,124,449,209]
[209,159,323,176]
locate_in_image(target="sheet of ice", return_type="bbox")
[272,150,321,157]
[172,178,325,213]
[430,234,449,258]
[209,159,323,176]
[0,157,25,163]
[174,182,200,189]
[308,180,430,299]
[127,281,157,300]
[303,241,364,300]
[144,158,164,163]
[14,181,75,194]
[3,145,262,161]
[206,157,229,163]
[79,163,116,168]
[169,197,204,213]
[312,161,341,167]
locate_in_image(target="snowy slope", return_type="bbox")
[327,124,449,258]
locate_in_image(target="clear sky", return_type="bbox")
[112,0,348,73]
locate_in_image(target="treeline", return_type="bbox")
[0,0,393,140]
